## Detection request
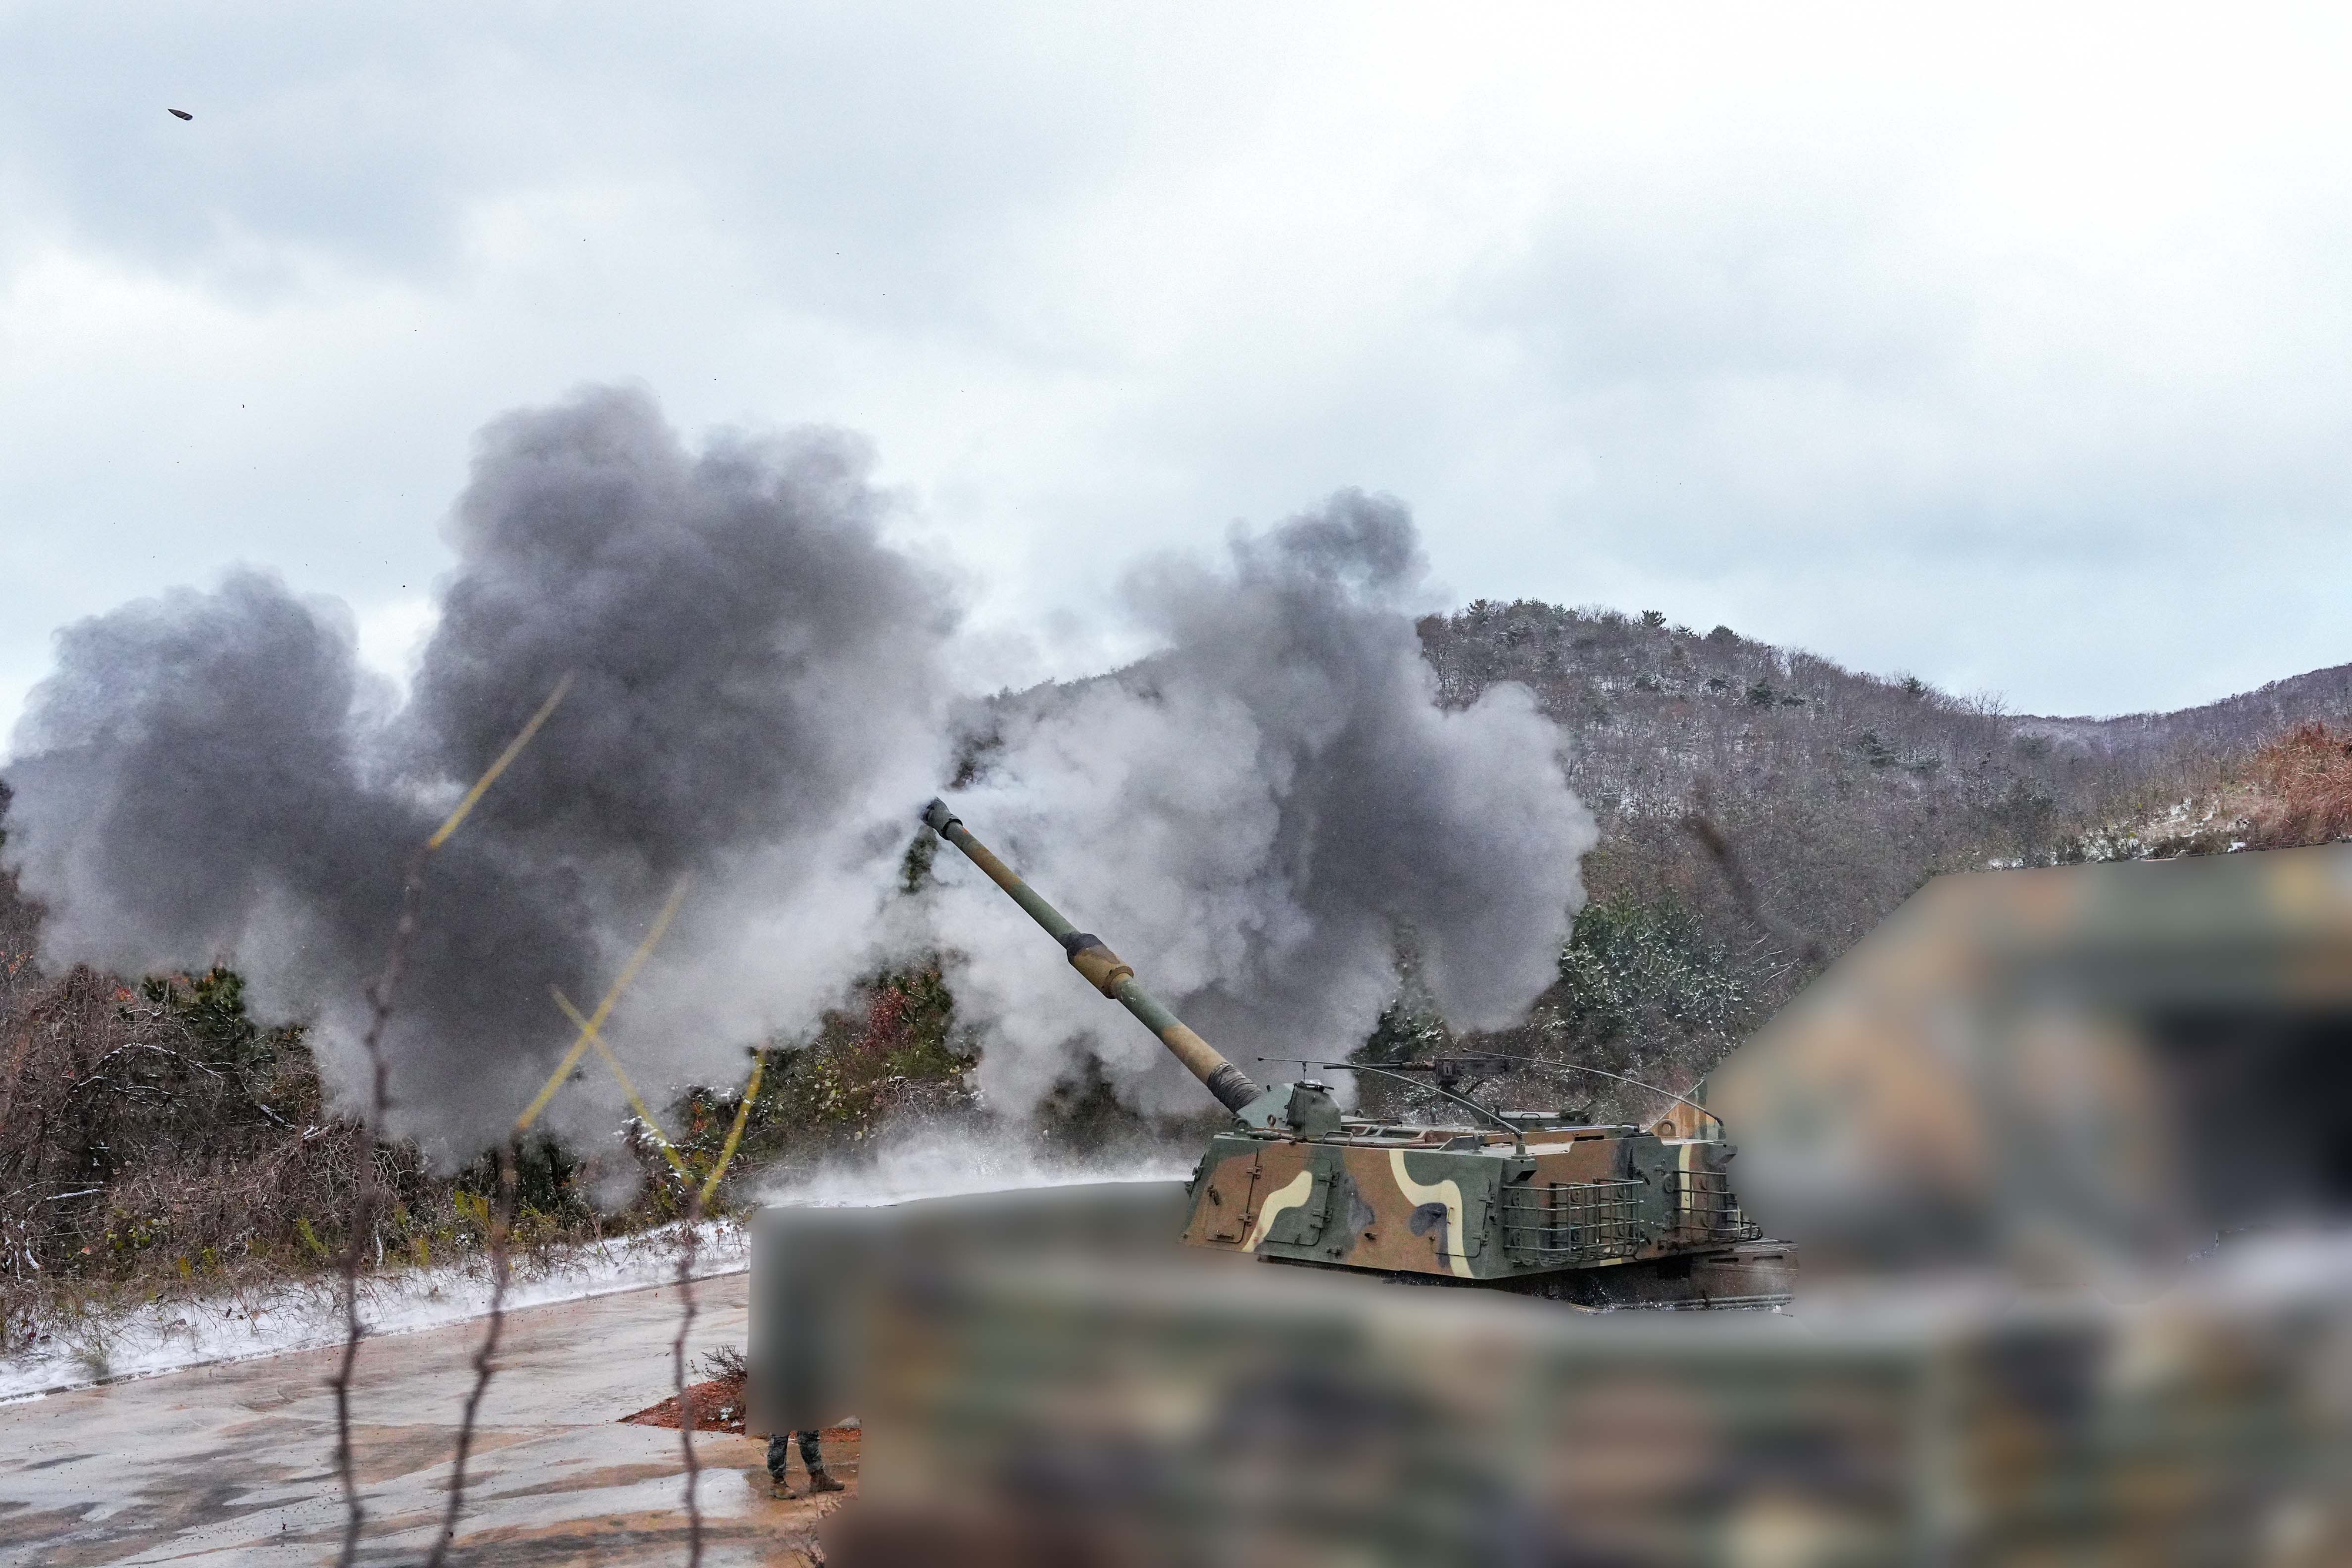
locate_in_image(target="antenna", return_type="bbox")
[1304,1059,1526,1156]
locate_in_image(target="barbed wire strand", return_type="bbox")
[425,874,691,1562]
[677,1048,766,1567]
[423,1137,515,1568]
[332,672,572,1567]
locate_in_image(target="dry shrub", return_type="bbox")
[622,1346,753,1433]
[0,961,373,1346]
[697,1342,749,1382]
[0,955,637,1353]
[2246,721,2352,847]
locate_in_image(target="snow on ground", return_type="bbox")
[0,1218,746,1403]
[753,1128,1193,1211]
[3,1134,1195,1403]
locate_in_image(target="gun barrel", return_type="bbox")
[921,798,1262,1115]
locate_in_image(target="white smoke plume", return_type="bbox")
[928,491,1597,1115]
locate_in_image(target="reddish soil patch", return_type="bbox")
[619,1378,864,1475]
[618,1368,865,1496]
[621,1374,749,1433]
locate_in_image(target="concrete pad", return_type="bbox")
[0,1273,847,1566]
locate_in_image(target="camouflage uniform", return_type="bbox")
[766,1429,843,1496]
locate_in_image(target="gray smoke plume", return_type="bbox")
[4,386,954,1154]
[5,390,1592,1154]
[930,491,1597,1114]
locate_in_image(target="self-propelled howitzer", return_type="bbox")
[921,798,1793,1307]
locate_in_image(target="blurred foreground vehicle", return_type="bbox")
[1712,843,2352,1282]
[754,1189,2349,1564]
[754,846,2352,1564]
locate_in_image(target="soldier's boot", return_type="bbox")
[765,1432,798,1499]
[807,1467,847,1494]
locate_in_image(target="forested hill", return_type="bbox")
[1399,600,2352,1114]
[1419,599,2352,916]
[2016,661,2352,755]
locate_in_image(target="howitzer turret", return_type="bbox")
[923,798,1793,1308]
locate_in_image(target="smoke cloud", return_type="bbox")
[4,391,1592,1149]
[4,386,953,1154]
[930,491,1596,1114]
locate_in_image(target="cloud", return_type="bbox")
[4,2,2351,744]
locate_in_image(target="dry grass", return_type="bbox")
[2246,721,2352,848]
[0,947,640,1357]
[1,958,372,1348]
[0,917,990,1356]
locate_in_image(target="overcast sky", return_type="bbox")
[5,4,2350,741]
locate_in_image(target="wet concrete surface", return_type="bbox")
[0,1273,847,1565]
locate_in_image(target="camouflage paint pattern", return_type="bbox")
[1178,1118,1763,1286]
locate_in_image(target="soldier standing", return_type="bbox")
[767,1429,846,1499]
